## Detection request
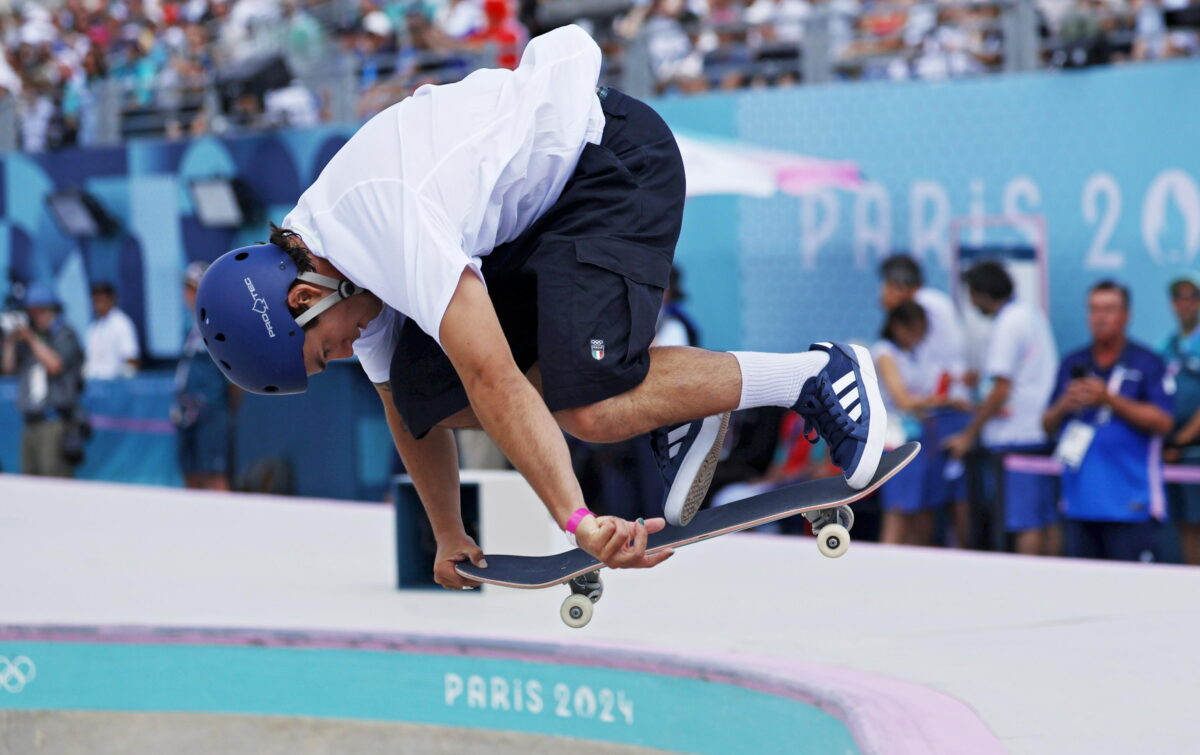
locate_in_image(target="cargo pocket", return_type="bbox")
[570,238,672,378]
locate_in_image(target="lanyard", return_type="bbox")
[1094,365,1124,426]
[1083,346,1128,426]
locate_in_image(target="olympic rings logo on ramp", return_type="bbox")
[0,656,36,692]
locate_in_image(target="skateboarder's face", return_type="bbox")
[288,283,382,375]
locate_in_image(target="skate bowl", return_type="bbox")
[0,624,997,755]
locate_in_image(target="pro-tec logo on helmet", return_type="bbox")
[243,277,277,338]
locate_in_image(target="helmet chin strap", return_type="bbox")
[293,271,367,328]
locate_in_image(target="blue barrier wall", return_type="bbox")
[0,366,393,501]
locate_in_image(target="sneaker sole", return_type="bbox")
[845,344,887,489]
[664,411,730,527]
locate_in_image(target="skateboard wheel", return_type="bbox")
[817,523,850,559]
[561,594,594,628]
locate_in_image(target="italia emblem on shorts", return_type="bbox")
[590,339,605,360]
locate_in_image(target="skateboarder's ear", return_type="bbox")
[267,222,323,327]
[286,282,327,330]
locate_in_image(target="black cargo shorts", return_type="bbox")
[389,87,686,438]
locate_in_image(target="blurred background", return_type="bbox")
[1,0,1198,563]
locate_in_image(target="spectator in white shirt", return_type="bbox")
[879,254,973,547]
[946,261,1060,556]
[873,301,937,545]
[84,282,140,380]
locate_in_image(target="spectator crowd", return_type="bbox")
[0,0,1197,151]
[657,256,1197,566]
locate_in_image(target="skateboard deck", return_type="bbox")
[457,441,920,590]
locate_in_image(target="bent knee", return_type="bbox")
[555,404,625,443]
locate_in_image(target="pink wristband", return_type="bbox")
[565,507,593,534]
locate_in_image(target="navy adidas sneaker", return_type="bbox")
[793,342,886,489]
[651,412,731,526]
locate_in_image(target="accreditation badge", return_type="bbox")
[1054,420,1096,470]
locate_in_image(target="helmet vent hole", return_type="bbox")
[219,360,231,370]
[199,308,206,321]
[203,337,208,346]
[264,386,279,393]
[215,333,226,341]
[288,330,295,337]
[235,252,249,261]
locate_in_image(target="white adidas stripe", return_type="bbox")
[668,441,682,459]
[667,425,691,444]
[839,387,859,410]
[849,403,862,421]
[832,371,856,395]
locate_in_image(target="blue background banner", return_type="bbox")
[658,60,1200,354]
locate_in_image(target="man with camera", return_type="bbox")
[1,283,86,477]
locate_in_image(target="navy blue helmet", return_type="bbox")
[194,243,364,394]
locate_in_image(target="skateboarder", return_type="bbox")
[195,25,887,589]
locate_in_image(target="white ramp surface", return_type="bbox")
[2,473,1198,753]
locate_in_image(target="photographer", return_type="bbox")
[1,283,86,477]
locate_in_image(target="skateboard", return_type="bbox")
[457,441,920,628]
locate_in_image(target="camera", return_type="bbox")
[0,310,28,334]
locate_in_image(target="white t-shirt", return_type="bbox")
[871,339,930,414]
[913,286,967,396]
[873,338,934,448]
[980,301,1059,448]
[282,25,605,384]
[84,308,140,379]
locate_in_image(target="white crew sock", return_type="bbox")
[731,350,829,411]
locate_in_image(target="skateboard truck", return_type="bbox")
[804,505,854,559]
[560,570,603,628]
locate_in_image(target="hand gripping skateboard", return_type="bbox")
[458,441,920,628]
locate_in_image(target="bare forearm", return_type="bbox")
[28,335,63,375]
[877,355,923,413]
[1043,397,1072,437]
[1179,408,1200,443]
[376,386,465,539]
[1107,395,1173,436]
[466,372,584,529]
[965,380,1011,441]
[438,269,585,529]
